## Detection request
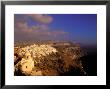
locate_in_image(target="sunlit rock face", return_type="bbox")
[14,42,86,76]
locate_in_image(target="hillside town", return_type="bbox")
[14,41,87,76]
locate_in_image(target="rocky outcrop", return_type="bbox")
[14,43,86,76]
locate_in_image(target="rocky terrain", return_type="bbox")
[14,42,87,76]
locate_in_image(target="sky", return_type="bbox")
[14,14,97,46]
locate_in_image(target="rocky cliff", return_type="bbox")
[14,42,87,76]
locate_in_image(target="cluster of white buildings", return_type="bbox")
[17,44,58,59]
[15,44,58,75]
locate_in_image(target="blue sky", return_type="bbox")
[15,14,97,46]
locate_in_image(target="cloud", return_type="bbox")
[15,14,53,24]
[15,21,68,36]
[51,31,68,37]
[14,14,69,41]
[27,14,53,24]
[31,24,49,30]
